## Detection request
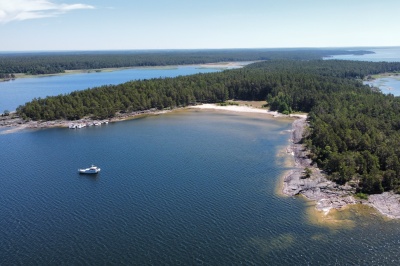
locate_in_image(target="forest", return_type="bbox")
[16,58,400,194]
[0,48,372,76]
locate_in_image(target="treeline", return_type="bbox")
[16,59,400,194]
[0,73,15,79]
[254,60,400,194]
[0,48,372,75]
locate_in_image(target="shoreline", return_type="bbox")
[282,116,400,220]
[2,61,254,81]
[366,72,400,80]
[0,109,171,134]
[188,102,307,119]
[0,101,301,134]
[4,102,400,220]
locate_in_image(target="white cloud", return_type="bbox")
[0,0,94,23]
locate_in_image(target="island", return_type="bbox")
[3,52,400,219]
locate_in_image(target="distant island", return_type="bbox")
[5,48,400,217]
[0,48,373,78]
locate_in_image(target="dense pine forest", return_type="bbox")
[0,48,371,76]
[16,57,400,194]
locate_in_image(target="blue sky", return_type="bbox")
[0,0,399,51]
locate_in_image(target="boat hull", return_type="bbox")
[78,165,101,174]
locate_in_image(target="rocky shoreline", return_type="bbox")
[4,104,400,219]
[283,117,400,219]
[0,109,168,133]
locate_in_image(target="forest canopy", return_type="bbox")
[16,58,400,194]
[0,48,372,76]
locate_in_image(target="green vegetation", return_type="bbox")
[16,58,400,194]
[218,101,239,106]
[303,167,312,179]
[0,73,15,80]
[355,193,369,200]
[0,49,371,76]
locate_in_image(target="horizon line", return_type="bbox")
[0,46,399,53]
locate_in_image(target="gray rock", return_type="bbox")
[283,118,400,219]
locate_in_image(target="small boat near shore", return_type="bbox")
[78,165,101,174]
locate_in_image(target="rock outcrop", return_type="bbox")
[283,118,358,213]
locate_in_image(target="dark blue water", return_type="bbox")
[2,111,400,265]
[2,53,400,264]
[0,66,222,112]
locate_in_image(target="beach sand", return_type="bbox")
[4,101,400,221]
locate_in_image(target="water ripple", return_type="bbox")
[2,112,400,264]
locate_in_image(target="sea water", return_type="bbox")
[324,47,400,96]
[1,111,400,265]
[0,66,223,112]
[2,50,400,264]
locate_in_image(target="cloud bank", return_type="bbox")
[0,0,94,23]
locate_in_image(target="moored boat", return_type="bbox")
[78,165,101,174]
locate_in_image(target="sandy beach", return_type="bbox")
[3,101,400,220]
[189,103,307,119]
[0,101,286,134]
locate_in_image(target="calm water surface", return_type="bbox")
[325,47,400,96]
[324,47,400,62]
[2,53,400,264]
[0,66,223,112]
[1,111,400,265]
[364,76,400,96]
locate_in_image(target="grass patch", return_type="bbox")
[355,192,369,200]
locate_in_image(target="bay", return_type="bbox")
[364,76,400,96]
[2,53,400,264]
[1,110,400,265]
[0,65,224,112]
[324,47,400,96]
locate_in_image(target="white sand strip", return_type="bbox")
[189,104,307,119]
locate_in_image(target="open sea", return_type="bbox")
[2,51,400,264]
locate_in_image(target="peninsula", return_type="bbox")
[5,57,400,219]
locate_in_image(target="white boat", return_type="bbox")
[69,123,86,129]
[78,165,101,174]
